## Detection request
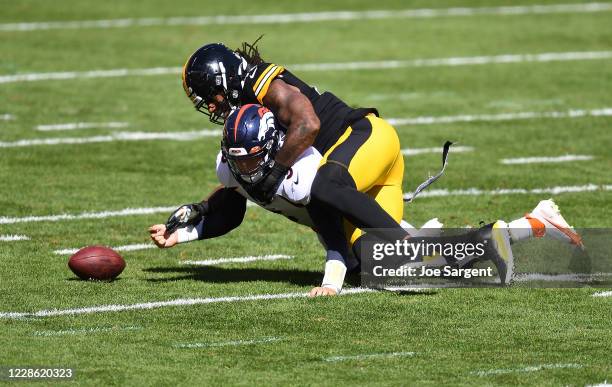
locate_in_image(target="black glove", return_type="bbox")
[248,162,289,204]
[165,202,209,234]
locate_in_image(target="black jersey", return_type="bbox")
[241,62,378,155]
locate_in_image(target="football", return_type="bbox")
[68,246,126,281]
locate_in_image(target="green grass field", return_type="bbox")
[1,0,611,385]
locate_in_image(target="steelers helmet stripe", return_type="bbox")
[181,52,196,99]
[255,65,284,103]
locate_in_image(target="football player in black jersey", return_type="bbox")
[180,39,412,295]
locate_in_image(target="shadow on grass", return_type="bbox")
[143,266,327,287]
[141,267,436,291]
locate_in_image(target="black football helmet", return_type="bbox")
[182,43,249,124]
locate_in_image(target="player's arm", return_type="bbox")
[264,79,320,167]
[305,199,350,297]
[148,186,246,248]
[247,80,320,204]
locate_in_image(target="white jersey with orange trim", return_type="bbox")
[216,147,322,227]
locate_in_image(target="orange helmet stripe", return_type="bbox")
[233,104,256,142]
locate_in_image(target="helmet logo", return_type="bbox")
[229,148,247,156]
[258,110,275,140]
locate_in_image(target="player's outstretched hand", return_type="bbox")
[148,224,178,248]
[308,286,338,297]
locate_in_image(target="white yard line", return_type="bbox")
[181,255,293,266]
[0,234,30,241]
[3,183,610,225]
[471,363,582,376]
[35,122,129,131]
[1,114,14,121]
[324,351,415,362]
[33,326,142,336]
[175,337,282,348]
[501,155,594,164]
[0,206,176,225]
[402,146,473,156]
[2,3,611,32]
[0,288,374,319]
[403,184,612,200]
[292,51,612,72]
[592,291,612,297]
[54,243,155,255]
[514,273,612,282]
[2,51,612,84]
[0,129,221,148]
[2,107,611,149]
[387,107,612,126]
[0,67,179,84]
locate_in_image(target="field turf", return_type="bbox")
[0,0,611,385]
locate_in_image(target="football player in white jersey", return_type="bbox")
[149,105,583,295]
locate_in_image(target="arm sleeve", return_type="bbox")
[242,62,285,104]
[198,187,247,240]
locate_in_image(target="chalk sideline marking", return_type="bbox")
[35,122,129,131]
[2,51,612,84]
[2,3,611,32]
[54,243,155,255]
[501,155,594,164]
[0,288,375,319]
[0,129,221,148]
[0,234,30,241]
[324,351,415,362]
[471,363,582,376]
[387,107,612,126]
[403,184,612,200]
[402,146,473,156]
[175,337,282,349]
[33,326,142,336]
[1,114,14,121]
[181,255,293,266]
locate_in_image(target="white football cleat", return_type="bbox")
[527,199,584,249]
[401,218,443,237]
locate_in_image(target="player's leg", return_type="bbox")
[347,180,404,252]
[310,114,408,242]
[505,199,583,248]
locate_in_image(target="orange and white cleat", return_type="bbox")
[526,199,584,249]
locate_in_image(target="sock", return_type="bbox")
[507,216,546,242]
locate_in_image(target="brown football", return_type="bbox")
[68,246,126,280]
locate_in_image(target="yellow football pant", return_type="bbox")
[319,114,404,246]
